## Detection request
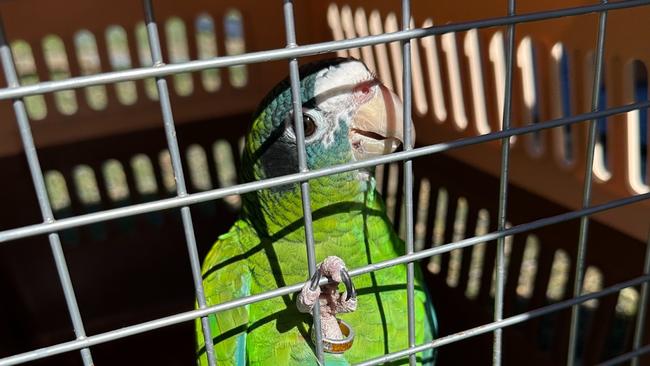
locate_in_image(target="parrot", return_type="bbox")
[196,57,438,366]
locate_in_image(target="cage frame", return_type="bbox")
[0,0,649,365]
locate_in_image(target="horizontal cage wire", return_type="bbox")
[0,0,649,366]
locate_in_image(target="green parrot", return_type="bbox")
[196,57,437,366]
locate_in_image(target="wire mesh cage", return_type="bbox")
[0,0,649,365]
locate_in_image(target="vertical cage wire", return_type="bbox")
[567,2,609,365]
[0,18,94,366]
[631,230,650,366]
[141,1,216,365]
[494,0,516,364]
[597,232,650,366]
[400,0,417,365]
[282,0,325,362]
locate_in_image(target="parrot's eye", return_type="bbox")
[288,111,318,139]
[302,114,317,137]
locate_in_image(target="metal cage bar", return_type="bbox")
[0,16,94,366]
[141,1,216,365]
[282,0,325,362]
[0,1,649,365]
[493,0,516,364]
[631,231,650,366]
[400,0,417,365]
[595,231,650,366]
[567,2,609,365]
[599,345,650,366]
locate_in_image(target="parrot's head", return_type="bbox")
[241,58,413,233]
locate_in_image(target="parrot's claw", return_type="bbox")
[309,267,322,291]
[340,268,356,301]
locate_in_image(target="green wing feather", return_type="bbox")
[196,220,255,366]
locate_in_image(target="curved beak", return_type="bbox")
[350,83,416,161]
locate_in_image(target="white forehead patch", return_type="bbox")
[309,60,375,149]
[313,60,374,98]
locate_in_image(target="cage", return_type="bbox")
[0,0,648,365]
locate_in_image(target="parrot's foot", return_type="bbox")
[297,256,358,353]
[296,256,357,313]
[319,256,357,300]
[297,257,357,315]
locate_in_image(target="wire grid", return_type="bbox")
[0,0,649,365]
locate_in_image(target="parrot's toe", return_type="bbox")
[321,256,347,283]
